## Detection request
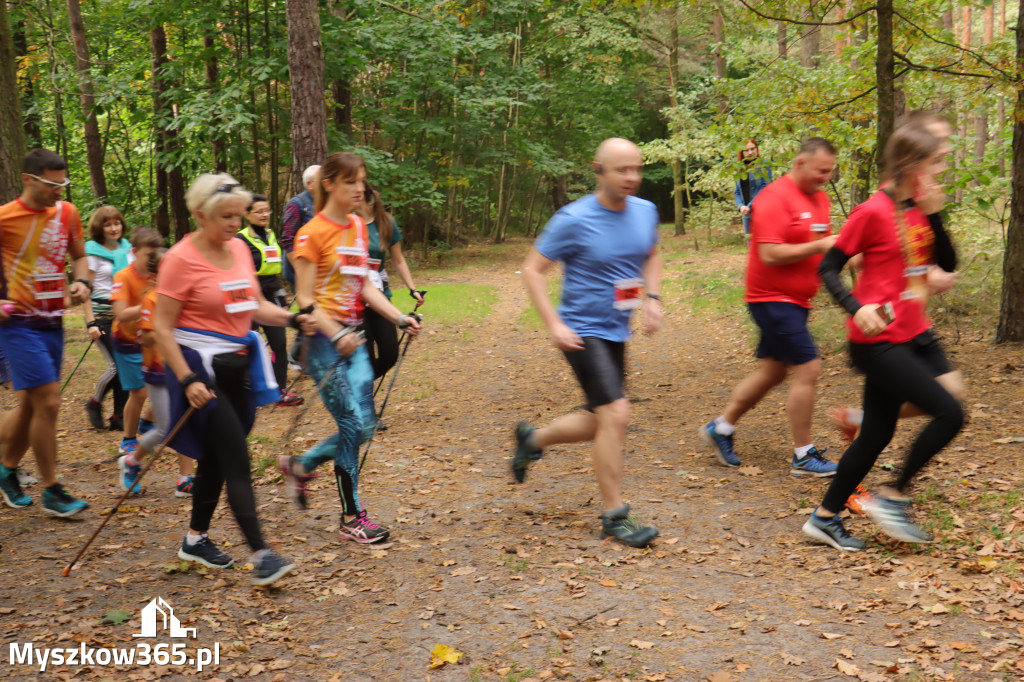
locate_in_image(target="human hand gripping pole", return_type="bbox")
[61,406,197,576]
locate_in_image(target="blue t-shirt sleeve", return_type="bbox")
[390,219,402,247]
[535,210,578,262]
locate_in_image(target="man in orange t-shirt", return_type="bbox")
[701,138,840,477]
[0,149,92,517]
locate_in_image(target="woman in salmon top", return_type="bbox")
[803,119,964,552]
[154,173,314,586]
[279,152,422,544]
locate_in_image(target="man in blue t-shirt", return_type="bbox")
[513,138,662,548]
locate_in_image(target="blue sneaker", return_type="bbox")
[790,447,837,477]
[118,455,144,494]
[0,464,32,508]
[700,422,740,467]
[42,484,88,517]
[251,550,296,586]
[137,418,155,436]
[119,438,139,455]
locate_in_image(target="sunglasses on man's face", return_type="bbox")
[26,173,71,188]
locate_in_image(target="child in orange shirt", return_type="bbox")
[110,227,163,492]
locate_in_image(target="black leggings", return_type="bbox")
[92,315,127,416]
[257,323,288,389]
[820,333,964,514]
[189,356,266,551]
[361,306,399,379]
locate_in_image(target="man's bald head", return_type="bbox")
[592,138,643,208]
[594,138,642,168]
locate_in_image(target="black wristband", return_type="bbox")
[180,372,202,390]
[86,320,99,329]
[646,293,661,301]
[298,304,314,315]
[75,278,93,292]
[289,313,301,330]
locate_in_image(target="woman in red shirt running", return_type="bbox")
[154,173,315,586]
[803,120,964,551]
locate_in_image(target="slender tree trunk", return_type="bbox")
[66,0,108,201]
[264,0,280,219]
[999,0,1008,176]
[203,32,227,173]
[972,5,994,186]
[874,0,895,173]
[286,0,327,195]
[711,4,727,114]
[243,3,262,192]
[329,2,353,139]
[778,22,788,58]
[0,0,25,202]
[151,23,188,240]
[995,0,1024,342]
[800,0,820,68]
[850,17,871,206]
[12,21,40,150]
[669,8,685,235]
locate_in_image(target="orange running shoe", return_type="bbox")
[829,407,862,442]
[846,484,873,515]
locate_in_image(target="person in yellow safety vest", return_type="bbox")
[237,193,303,407]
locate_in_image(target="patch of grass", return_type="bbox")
[418,284,499,328]
[517,277,560,329]
[501,554,529,573]
[505,666,537,682]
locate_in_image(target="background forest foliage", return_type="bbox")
[0,1,1017,302]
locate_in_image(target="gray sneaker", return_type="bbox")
[802,512,865,551]
[600,504,658,548]
[511,421,542,483]
[861,495,934,543]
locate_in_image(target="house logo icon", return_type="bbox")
[132,597,197,639]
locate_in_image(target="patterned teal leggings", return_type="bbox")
[297,336,376,516]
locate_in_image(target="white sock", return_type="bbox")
[847,408,864,427]
[794,444,815,459]
[713,417,735,436]
[185,532,206,546]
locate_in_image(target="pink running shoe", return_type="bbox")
[338,510,390,544]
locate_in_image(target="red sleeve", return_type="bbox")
[834,202,872,257]
[110,268,129,302]
[155,248,191,302]
[750,188,786,244]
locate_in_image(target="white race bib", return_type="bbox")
[263,245,281,264]
[613,278,643,311]
[336,246,367,277]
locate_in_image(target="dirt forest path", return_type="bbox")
[3,237,1024,682]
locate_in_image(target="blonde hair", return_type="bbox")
[185,173,252,217]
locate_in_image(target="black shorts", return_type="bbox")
[747,302,819,365]
[562,337,626,411]
[849,329,952,378]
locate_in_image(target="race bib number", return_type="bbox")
[613,278,643,311]
[810,223,829,234]
[904,265,928,278]
[336,246,367,277]
[34,273,66,313]
[220,279,258,313]
[263,245,281,264]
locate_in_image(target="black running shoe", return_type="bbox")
[178,536,234,568]
[802,512,866,551]
[85,399,104,429]
[511,421,542,483]
[251,550,295,586]
[108,413,124,432]
[600,504,659,548]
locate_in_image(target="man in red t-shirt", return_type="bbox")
[701,138,840,476]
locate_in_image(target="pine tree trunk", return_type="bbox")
[12,21,40,150]
[874,0,895,173]
[151,23,188,240]
[778,22,788,58]
[800,0,820,68]
[711,4,727,114]
[204,32,227,173]
[66,0,108,201]
[669,10,685,235]
[0,0,25,202]
[995,0,1024,342]
[286,0,327,195]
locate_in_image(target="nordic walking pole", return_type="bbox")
[373,292,426,399]
[360,330,416,473]
[60,339,94,393]
[61,406,196,576]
